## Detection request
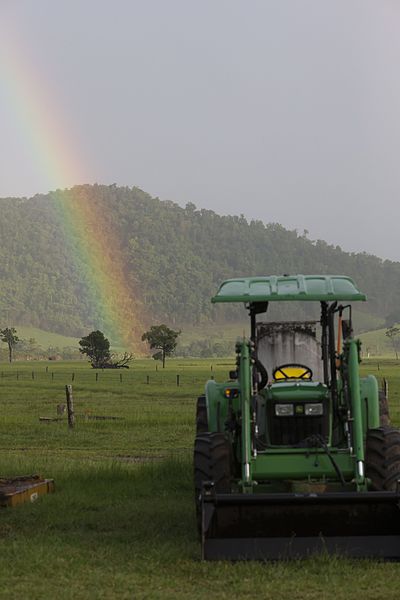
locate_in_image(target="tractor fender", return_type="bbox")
[205,379,237,434]
[359,375,380,433]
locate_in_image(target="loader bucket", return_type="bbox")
[201,487,400,560]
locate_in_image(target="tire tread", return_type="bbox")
[366,426,400,491]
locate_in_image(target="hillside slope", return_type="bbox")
[0,184,399,338]
[359,327,400,357]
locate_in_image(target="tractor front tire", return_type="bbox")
[193,432,231,533]
[196,396,208,434]
[366,427,400,491]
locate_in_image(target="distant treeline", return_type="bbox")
[1,184,399,337]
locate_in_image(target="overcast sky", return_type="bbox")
[1,1,400,260]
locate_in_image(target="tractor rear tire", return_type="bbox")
[194,432,232,533]
[379,390,390,426]
[366,427,400,491]
[196,396,208,434]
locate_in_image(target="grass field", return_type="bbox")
[0,358,400,599]
[359,327,399,358]
[10,326,81,350]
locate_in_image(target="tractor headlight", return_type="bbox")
[275,404,294,416]
[305,403,323,416]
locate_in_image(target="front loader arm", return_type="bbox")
[238,340,253,489]
[344,338,366,491]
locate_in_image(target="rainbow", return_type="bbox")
[52,188,146,349]
[0,29,145,349]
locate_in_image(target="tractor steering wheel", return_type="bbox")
[273,363,313,381]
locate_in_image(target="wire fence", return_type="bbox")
[0,366,228,386]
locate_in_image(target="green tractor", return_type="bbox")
[194,275,400,560]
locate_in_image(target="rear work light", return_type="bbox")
[224,388,239,399]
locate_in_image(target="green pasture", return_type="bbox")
[0,358,400,599]
[9,326,80,350]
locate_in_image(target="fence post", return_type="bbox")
[120,373,122,383]
[96,372,99,382]
[32,371,34,380]
[72,373,75,382]
[177,374,180,386]
[383,377,388,400]
[65,385,75,429]
[146,375,150,384]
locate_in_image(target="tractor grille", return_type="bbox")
[267,401,329,446]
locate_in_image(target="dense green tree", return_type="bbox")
[0,327,19,363]
[79,330,111,368]
[142,324,181,367]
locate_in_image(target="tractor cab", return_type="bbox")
[213,275,365,451]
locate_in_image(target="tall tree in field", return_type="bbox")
[0,327,20,363]
[142,324,181,368]
[79,330,111,368]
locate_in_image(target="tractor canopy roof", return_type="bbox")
[211,275,366,303]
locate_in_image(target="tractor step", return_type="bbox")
[201,488,400,560]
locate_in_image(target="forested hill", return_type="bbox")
[0,183,399,337]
